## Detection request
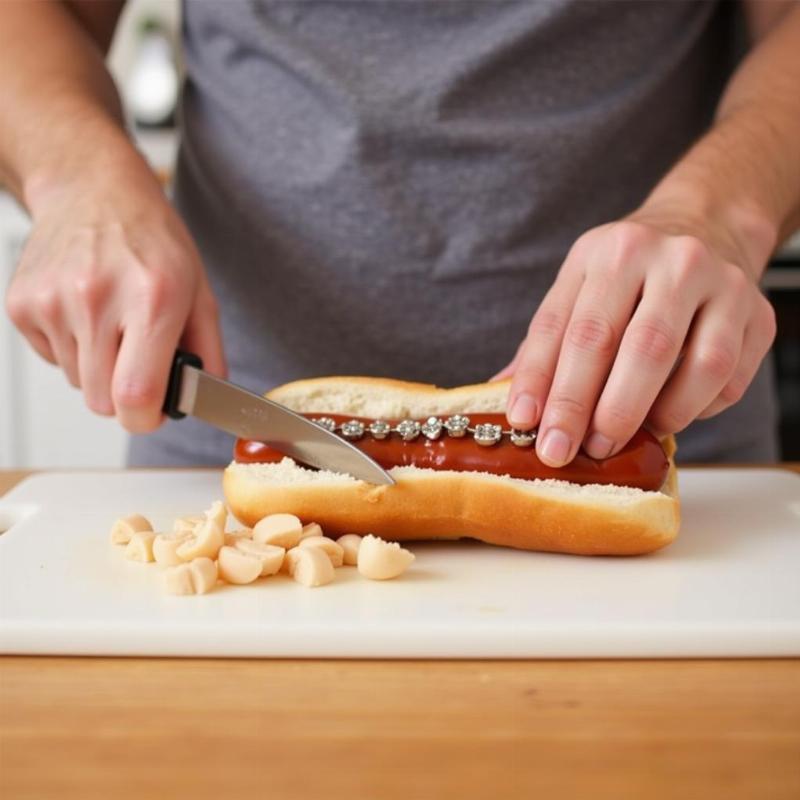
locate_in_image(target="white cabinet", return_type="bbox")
[0,194,128,468]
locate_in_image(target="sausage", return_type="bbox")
[234,413,669,491]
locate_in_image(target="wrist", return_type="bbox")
[633,181,778,282]
[22,117,155,220]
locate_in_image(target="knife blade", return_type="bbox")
[163,351,395,486]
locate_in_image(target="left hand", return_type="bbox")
[493,213,777,467]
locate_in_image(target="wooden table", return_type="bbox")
[1,467,798,799]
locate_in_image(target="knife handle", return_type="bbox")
[163,350,203,420]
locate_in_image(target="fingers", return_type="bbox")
[532,270,644,467]
[76,325,120,416]
[4,175,224,436]
[696,295,776,420]
[646,267,771,436]
[64,267,119,415]
[506,221,771,464]
[31,293,81,387]
[583,280,699,459]
[112,276,189,434]
[181,287,228,380]
[49,333,80,388]
[24,329,57,365]
[112,282,227,433]
[506,268,584,431]
[6,304,57,365]
[110,286,228,433]
[10,261,218,432]
[113,324,179,433]
[646,298,744,436]
[7,282,67,370]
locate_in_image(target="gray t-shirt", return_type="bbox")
[128,0,779,467]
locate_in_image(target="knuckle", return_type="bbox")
[74,268,109,309]
[598,401,639,433]
[566,314,617,356]
[140,269,180,313]
[665,259,696,293]
[74,274,110,328]
[610,220,651,263]
[568,224,613,268]
[547,392,590,420]
[675,235,709,268]
[34,289,61,323]
[528,308,567,341]
[5,289,28,325]
[113,380,161,412]
[625,319,678,365]
[696,341,737,381]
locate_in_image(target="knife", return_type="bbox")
[162,351,395,486]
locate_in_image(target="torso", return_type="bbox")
[127,0,778,466]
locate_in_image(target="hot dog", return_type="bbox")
[235,415,669,491]
[223,377,680,555]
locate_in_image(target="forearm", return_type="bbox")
[0,1,145,215]
[636,5,800,279]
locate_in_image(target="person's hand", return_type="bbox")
[5,160,226,433]
[493,213,777,467]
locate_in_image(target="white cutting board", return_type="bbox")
[1,469,798,658]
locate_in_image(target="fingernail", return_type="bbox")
[539,428,571,466]
[585,432,615,460]
[508,393,538,428]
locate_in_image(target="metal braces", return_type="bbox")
[311,415,537,448]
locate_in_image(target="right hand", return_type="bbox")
[5,159,227,433]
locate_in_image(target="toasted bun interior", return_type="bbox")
[264,375,512,417]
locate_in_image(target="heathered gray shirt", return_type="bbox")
[128,0,779,467]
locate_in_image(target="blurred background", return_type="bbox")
[1,0,799,468]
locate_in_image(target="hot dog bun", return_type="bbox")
[223,377,680,556]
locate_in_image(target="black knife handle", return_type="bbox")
[163,350,203,420]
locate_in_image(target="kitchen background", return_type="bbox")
[1,0,799,468]
[0,0,179,469]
